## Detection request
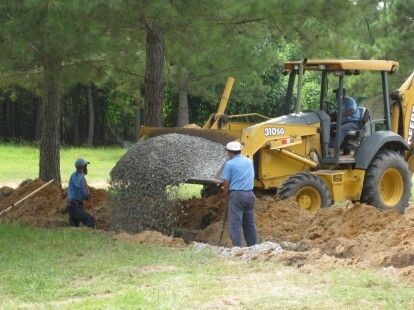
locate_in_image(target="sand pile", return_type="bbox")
[113,230,186,247]
[0,179,108,228]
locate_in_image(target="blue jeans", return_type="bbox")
[228,191,257,247]
[331,122,359,147]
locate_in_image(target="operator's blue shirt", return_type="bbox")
[68,172,90,202]
[341,96,360,123]
[221,154,254,191]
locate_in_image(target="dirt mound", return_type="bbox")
[0,179,64,227]
[303,203,401,242]
[0,179,109,229]
[2,179,413,275]
[113,231,185,247]
[179,195,312,246]
[318,205,414,268]
[179,194,414,270]
[255,197,313,242]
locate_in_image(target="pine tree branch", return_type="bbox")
[188,67,237,83]
[219,17,265,25]
[116,67,145,80]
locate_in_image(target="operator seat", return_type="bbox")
[342,107,370,153]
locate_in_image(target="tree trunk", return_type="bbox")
[60,99,65,144]
[86,84,94,146]
[39,57,62,188]
[35,98,43,141]
[177,73,190,127]
[71,88,80,145]
[143,22,164,126]
[31,95,38,140]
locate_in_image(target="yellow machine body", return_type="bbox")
[240,119,366,203]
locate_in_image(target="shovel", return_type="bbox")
[217,199,229,246]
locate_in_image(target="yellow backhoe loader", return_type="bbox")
[142,59,414,213]
[241,59,414,212]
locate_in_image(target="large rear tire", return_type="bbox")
[278,172,332,213]
[361,150,411,213]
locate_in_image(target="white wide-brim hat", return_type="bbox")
[226,141,243,151]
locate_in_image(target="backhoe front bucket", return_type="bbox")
[140,126,237,145]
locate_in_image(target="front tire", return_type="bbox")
[278,172,332,213]
[361,150,411,213]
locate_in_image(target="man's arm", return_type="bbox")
[221,161,231,196]
[82,176,90,200]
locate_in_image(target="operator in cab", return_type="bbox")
[330,88,361,151]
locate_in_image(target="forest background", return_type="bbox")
[0,0,412,187]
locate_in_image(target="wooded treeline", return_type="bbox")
[0,0,412,186]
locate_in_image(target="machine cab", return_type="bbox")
[283,59,399,165]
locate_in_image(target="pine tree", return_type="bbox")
[0,0,108,187]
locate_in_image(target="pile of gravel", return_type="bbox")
[191,241,284,260]
[109,134,227,233]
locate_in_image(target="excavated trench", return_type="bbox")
[1,134,413,281]
[1,178,414,280]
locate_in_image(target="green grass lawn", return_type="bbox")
[0,223,413,309]
[0,143,125,185]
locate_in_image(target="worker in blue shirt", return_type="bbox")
[330,88,361,151]
[66,159,96,228]
[221,141,257,247]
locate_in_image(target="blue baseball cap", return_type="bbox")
[75,158,90,168]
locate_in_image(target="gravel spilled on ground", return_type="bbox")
[109,133,227,234]
[191,241,283,261]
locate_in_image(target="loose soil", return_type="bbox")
[113,231,186,248]
[0,179,108,229]
[178,193,414,274]
[1,179,413,280]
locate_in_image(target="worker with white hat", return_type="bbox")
[221,141,257,247]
